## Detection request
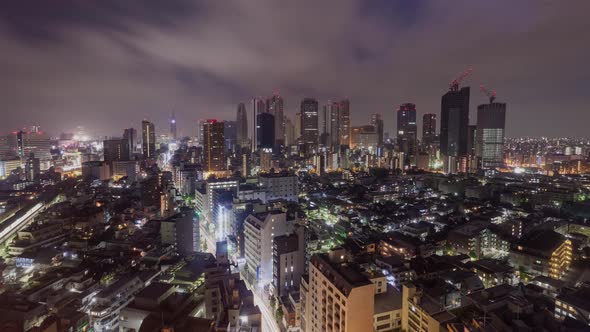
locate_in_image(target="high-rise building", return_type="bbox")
[103,138,130,163]
[422,113,437,145]
[476,101,506,169]
[272,226,305,298]
[337,99,351,147]
[294,112,302,142]
[305,251,375,332]
[25,153,40,182]
[351,125,378,150]
[123,128,137,157]
[244,210,293,283]
[300,98,319,151]
[284,116,295,146]
[236,103,249,149]
[141,120,156,159]
[223,121,237,153]
[170,112,177,140]
[256,112,275,150]
[197,119,207,146]
[251,98,266,152]
[11,128,51,162]
[397,103,418,166]
[266,94,285,147]
[440,86,470,173]
[203,119,226,172]
[371,113,384,145]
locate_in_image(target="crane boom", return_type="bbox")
[479,85,497,103]
[449,67,473,91]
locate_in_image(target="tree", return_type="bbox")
[275,306,284,322]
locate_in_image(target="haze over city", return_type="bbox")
[2,0,590,137]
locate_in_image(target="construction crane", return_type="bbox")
[449,67,473,91]
[479,85,497,103]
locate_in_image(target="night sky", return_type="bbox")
[1,0,589,138]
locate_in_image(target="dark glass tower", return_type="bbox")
[256,112,275,150]
[440,87,470,158]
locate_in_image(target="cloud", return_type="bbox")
[0,0,589,138]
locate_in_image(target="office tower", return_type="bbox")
[272,226,305,298]
[422,113,437,145]
[25,153,40,182]
[11,128,51,162]
[467,124,477,172]
[306,251,375,332]
[266,94,285,147]
[197,119,207,146]
[371,113,384,145]
[284,116,295,146]
[397,103,418,166]
[203,119,226,172]
[123,128,137,157]
[294,112,302,141]
[170,112,177,140]
[300,98,319,151]
[244,210,293,283]
[250,98,266,152]
[236,102,248,149]
[476,101,507,169]
[0,135,11,159]
[440,87,470,172]
[103,138,130,163]
[223,121,237,153]
[351,125,378,150]
[141,120,156,159]
[337,99,351,147]
[256,112,275,150]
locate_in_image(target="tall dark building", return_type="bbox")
[440,87,470,171]
[422,113,437,145]
[266,94,285,147]
[224,121,237,153]
[25,153,40,182]
[203,119,226,172]
[236,103,248,149]
[337,99,351,147]
[170,112,177,140]
[141,120,156,159]
[371,113,384,145]
[300,98,319,151]
[251,98,266,152]
[123,128,136,158]
[103,138,130,163]
[476,102,506,169]
[397,103,418,165]
[256,112,275,150]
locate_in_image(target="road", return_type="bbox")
[241,271,280,332]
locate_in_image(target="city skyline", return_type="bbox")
[2,1,590,137]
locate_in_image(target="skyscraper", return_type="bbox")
[170,112,177,140]
[371,113,384,145]
[422,113,437,145]
[224,121,237,153]
[123,128,137,157]
[203,119,226,172]
[476,101,506,169]
[103,138,130,163]
[284,116,295,146]
[251,98,266,152]
[300,98,319,151]
[141,120,156,159]
[236,103,248,149]
[440,87,470,172]
[337,99,351,147]
[397,103,418,166]
[256,112,275,150]
[266,93,285,147]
